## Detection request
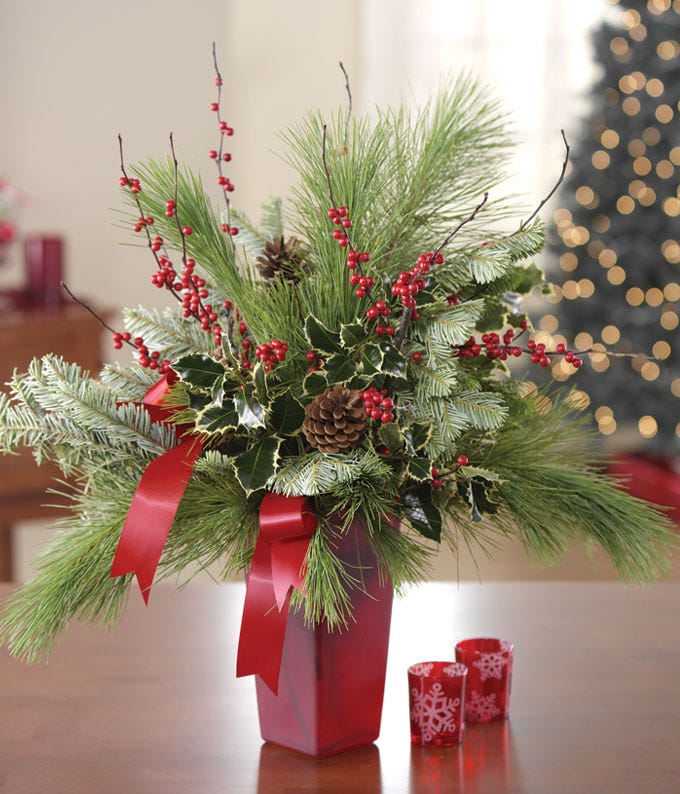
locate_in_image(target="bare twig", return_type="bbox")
[518,130,570,232]
[61,282,134,348]
[339,61,353,147]
[432,192,489,260]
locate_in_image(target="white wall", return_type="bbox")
[0,0,361,322]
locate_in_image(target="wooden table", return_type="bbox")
[1,582,679,793]
[0,306,109,579]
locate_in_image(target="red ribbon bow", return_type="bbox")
[110,375,203,603]
[236,492,318,694]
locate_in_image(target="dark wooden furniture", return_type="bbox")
[0,306,108,580]
[1,581,679,793]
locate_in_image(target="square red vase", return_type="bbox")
[255,516,394,757]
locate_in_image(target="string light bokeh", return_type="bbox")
[547,0,680,450]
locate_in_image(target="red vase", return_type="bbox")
[255,515,394,757]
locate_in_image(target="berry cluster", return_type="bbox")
[254,339,288,371]
[132,215,154,233]
[327,207,375,295]
[430,456,469,488]
[237,315,254,370]
[360,386,395,423]
[305,350,324,372]
[119,176,141,194]
[208,70,238,238]
[391,251,444,316]
[111,332,171,375]
[454,323,583,369]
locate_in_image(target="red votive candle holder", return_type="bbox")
[455,638,514,723]
[25,235,64,309]
[408,661,468,747]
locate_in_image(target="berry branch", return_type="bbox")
[393,193,489,351]
[118,134,181,305]
[209,41,237,254]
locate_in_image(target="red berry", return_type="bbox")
[412,352,423,362]
[456,455,469,467]
[182,226,193,236]
[208,150,218,159]
[210,102,219,111]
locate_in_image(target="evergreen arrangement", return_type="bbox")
[549,0,680,453]
[0,52,675,662]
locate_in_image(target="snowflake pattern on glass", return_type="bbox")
[472,650,508,681]
[410,662,434,677]
[466,690,501,721]
[442,662,467,677]
[410,683,461,742]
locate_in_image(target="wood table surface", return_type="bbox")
[1,581,679,793]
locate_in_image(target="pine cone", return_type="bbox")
[256,235,306,284]
[302,385,367,453]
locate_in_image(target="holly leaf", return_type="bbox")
[305,315,342,355]
[303,369,329,396]
[404,422,432,454]
[340,322,368,348]
[234,385,265,430]
[360,343,383,376]
[402,485,442,541]
[233,435,281,495]
[196,401,239,435]
[407,457,432,482]
[459,466,501,483]
[324,352,358,384]
[378,421,403,453]
[269,391,306,435]
[379,342,407,379]
[173,354,226,391]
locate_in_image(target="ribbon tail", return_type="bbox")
[236,538,290,694]
[110,438,202,603]
[270,539,310,607]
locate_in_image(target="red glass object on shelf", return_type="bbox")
[455,638,514,723]
[607,454,680,527]
[408,661,467,747]
[255,515,394,757]
[25,235,64,309]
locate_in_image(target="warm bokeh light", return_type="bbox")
[622,96,641,115]
[660,310,679,330]
[642,126,661,145]
[592,150,611,169]
[601,325,621,344]
[638,415,659,438]
[607,266,626,285]
[560,252,579,271]
[652,340,671,359]
[633,156,652,175]
[626,287,645,306]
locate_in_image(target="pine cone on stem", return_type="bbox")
[302,385,366,453]
[256,235,306,284]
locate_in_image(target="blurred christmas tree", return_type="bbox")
[548,0,680,455]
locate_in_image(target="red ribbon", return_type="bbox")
[110,375,203,603]
[236,492,318,694]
